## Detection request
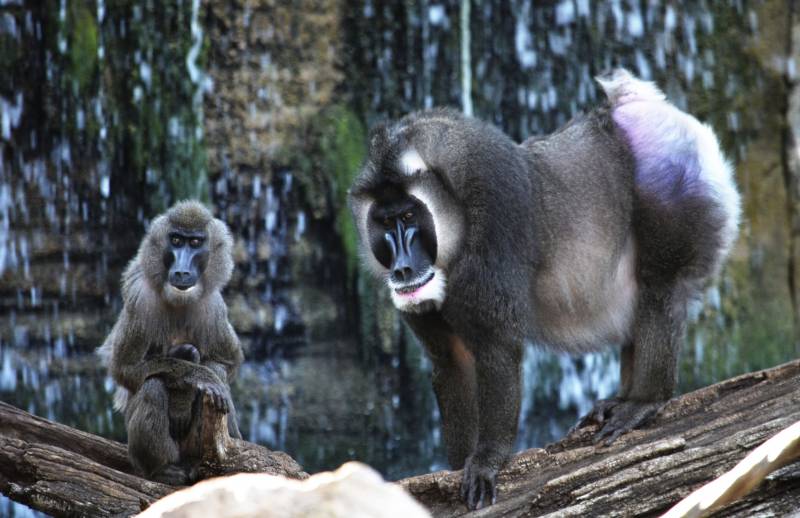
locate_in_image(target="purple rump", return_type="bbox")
[612,101,706,201]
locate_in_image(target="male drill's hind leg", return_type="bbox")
[570,342,634,435]
[126,378,192,485]
[592,286,685,444]
[577,67,739,445]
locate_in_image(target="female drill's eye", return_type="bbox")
[171,236,182,247]
[189,238,202,248]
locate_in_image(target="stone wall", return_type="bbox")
[204,0,342,174]
[203,0,352,352]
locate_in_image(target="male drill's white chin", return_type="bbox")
[164,284,201,305]
[389,268,446,313]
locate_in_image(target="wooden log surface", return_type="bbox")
[399,359,800,517]
[2,361,800,517]
[0,397,307,517]
[663,420,800,517]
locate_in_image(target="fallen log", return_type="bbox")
[399,359,800,517]
[663,419,800,517]
[3,360,800,517]
[0,396,307,517]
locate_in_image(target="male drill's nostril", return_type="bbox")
[393,266,413,282]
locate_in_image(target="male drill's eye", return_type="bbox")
[382,217,391,227]
[188,238,202,248]
[171,236,182,247]
[402,212,413,222]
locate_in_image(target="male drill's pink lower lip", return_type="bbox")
[396,287,421,298]
[394,274,433,297]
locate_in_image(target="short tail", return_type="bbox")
[598,68,741,271]
[596,68,666,106]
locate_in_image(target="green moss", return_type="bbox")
[96,2,209,214]
[68,4,98,92]
[317,105,367,280]
[680,252,795,393]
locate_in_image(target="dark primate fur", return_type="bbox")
[349,71,740,509]
[98,200,244,485]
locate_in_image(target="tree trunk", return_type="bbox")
[2,361,800,517]
[399,360,800,517]
[0,397,307,518]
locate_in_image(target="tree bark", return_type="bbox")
[399,359,800,517]
[2,361,800,517]
[0,397,307,518]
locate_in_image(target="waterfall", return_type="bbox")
[460,0,473,116]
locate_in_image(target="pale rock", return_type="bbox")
[137,461,431,518]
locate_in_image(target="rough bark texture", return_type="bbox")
[399,360,800,517]
[662,420,800,517]
[0,398,307,518]
[2,361,800,517]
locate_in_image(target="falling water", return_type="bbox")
[1,1,798,515]
[459,0,472,116]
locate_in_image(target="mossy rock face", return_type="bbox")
[203,0,342,179]
[68,4,98,92]
[307,105,411,352]
[316,105,367,280]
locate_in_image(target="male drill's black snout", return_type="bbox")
[386,222,428,284]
